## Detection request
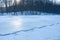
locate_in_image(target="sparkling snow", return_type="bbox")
[0,15,60,40]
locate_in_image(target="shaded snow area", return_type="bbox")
[0,11,53,16]
[0,15,60,40]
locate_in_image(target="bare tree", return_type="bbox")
[3,0,8,13]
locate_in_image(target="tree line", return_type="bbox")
[0,0,60,14]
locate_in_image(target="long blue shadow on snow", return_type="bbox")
[0,22,60,36]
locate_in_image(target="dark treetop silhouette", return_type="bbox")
[0,0,60,14]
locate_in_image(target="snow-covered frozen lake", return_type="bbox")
[0,15,60,40]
